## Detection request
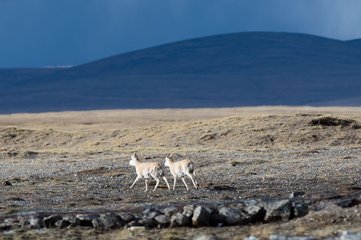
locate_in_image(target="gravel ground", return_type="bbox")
[0,108,361,239]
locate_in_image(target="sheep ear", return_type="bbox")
[133,153,138,158]
[169,153,174,158]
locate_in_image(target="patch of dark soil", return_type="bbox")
[309,116,361,129]
[22,151,38,158]
[211,185,236,191]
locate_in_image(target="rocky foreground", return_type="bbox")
[0,108,361,239]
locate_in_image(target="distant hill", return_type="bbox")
[1,32,361,113]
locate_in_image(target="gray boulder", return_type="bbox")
[92,213,122,230]
[44,215,63,228]
[170,212,191,227]
[28,216,45,229]
[183,205,195,218]
[218,207,249,225]
[262,199,292,222]
[244,204,266,222]
[55,219,71,228]
[154,214,170,227]
[162,206,179,217]
[76,214,100,227]
[289,192,305,199]
[192,206,212,227]
[118,212,135,223]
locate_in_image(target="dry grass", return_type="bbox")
[0,107,361,239]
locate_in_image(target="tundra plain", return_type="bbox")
[0,107,361,239]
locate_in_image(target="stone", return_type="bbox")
[291,199,309,218]
[44,215,63,228]
[28,216,45,229]
[142,216,157,228]
[143,207,161,216]
[118,212,135,223]
[63,215,80,227]
[244,204,266,222]
[76,214,99,227]
[170,213,191,227]
[127,220,143,227]
[339,231,361,240]
[262,199,292,222]
[192,206,212,227]
[92,213,122,230]
[210,209,226,227]
[289,192,305,199]
[183,205,195,218]
[336,198,360,208]
[162,206,178,217]
[55,219,71,228]
[154,214,170,227]
[0,223,12,231]
[193,234,219,240]
[218,207,249,225]
[2,181,12,187]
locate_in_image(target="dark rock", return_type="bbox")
[63,215,80,227]
[127,220,143,227]
[244,204,266,222]
[170,213,191,227]
[192,206,212,227]
[143,207,161,216]
[289,192,305,199]
[142,216,157,228]
[76,214,99,227]
[291,199,309,218]
[0,223,12,231]
[92,213,122,230]
[162,206,178,217]
[28,216,45,229]
[2,181,12,186]
[193,234,219,240]
[336,198,361,208]
[55,219,71,228]
[262,199,292,222]
[218,207,249,225]
[183,205,195,218]
[210,209,226,227]
[44,215,63,228]
[119,212,135,223]
[154,214,170,227]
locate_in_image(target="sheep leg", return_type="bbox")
[173,177,177,190]
[163,176,171,190]
[144,179,149,192]
[130,176,140,189]
[185,172,198,189]
[181,177,189,191]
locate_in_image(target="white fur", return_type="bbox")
[129,153,170,192]
[164,155,198,191]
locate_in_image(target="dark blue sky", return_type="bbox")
[1,0,361,68]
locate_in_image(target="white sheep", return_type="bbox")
[164,155,198,190]
[129,153,170,192]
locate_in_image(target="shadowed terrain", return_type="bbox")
[1,32,361,113]
[0,107,360,239]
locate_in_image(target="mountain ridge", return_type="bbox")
[1,32,361,113]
